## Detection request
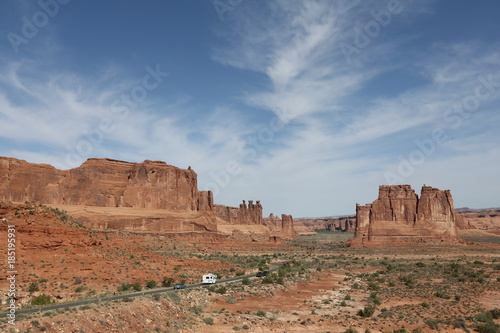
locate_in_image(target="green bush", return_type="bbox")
[241,277,251,285]
[357,305,376,318]
[118,283,132,292]
[162,277,175,288]
[75,285,86,293]
[28,282,39,293]
[203,317,214,325]
[256,310,266,317]
[31,294,53,306]
[131,282,142,291]
[146,280,157,289]
[216,286,227,294]
[474,322,500,333]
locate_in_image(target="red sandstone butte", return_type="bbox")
[352,185,462,245]
[0,157,212,210]
[0,157,217,232]
[215,201,298,238]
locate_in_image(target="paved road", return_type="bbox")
[0,263,283,318]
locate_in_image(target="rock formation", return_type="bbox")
[214,200,263,225]
[0,157,213,211]
[263,213,298,238]
[352,185,462,245]
[296,216,356,232]
[0,157,218,232]
[215,201,298,238]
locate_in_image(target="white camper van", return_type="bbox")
[202,274,217,284]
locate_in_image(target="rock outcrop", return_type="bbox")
[352,185,462,245]
[215,201,298,238]
[0,157,212,211]
[0,157,218,232]
[296,216,356,232]
[214,200,263,225]
[263,213,298,238]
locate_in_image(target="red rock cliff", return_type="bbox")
[352,185,461,245]
[214,200,263,225]
[0,157,212,211]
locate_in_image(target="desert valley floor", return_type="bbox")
[1,202,500,333]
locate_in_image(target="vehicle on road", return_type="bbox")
[202,273,217,284]
[256,270,269,277]
[173,283,186,289]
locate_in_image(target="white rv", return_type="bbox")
[202,274,217,284]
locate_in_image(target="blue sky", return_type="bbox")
[1,0,499,217]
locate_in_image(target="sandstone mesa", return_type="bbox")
[0,156,297,239]
[352,184,464,245]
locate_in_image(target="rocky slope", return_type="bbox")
[352,185,463,245]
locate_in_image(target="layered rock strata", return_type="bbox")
[352,185,461,245]
[215,201,297,238]
[0,157,212,211]
[0,157,217,232]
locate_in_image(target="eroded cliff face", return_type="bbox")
[296,216,356,232]
[0,157,218,232]
[214,200,263,225]
[0,157,211,211]
[214,200,298,238]
[352,185,461,245]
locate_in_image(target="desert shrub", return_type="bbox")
[434,291,450,299]
[203,317,214,325]
[490,308,500,319]
[118,283,132,292]
[357,305,376,318]
[190,306,203,315]
[241,277,251,285]
[452,317,467,330]
[28,282,39,293]
[378,311,394,318]
[161,277,175,287]
[344,294,351,300]
[425,318,445,330]
[75,285,86,293]
[421,302,430,308]
[368,282,380,291]
[344,328,359,333]
[474,322,500,333]
[131,282,141,291]
[256,310,266,317]
[262,273,284,285]
[31,294,53,306]
[146,280,157,289]
[399,275,416,288]
[216,286,227,294]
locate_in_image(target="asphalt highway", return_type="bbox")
[0,263,283,318]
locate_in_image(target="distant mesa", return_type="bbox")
[351,184,464,246]
[0,156,297,239]
[214,200,298,239]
